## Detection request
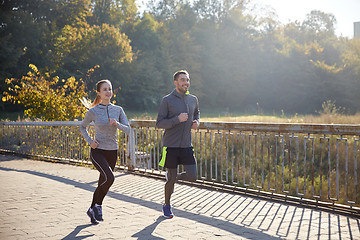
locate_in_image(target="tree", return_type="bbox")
[89,0,138,27]
[2,64,88,121]
[53,22,134,89]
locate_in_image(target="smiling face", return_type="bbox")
[97,81,113,103]
[174,73,190,94]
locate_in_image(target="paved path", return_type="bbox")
[0,154,359,240]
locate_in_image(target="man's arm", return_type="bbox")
[191,97,200,130]
[156,98,181,129]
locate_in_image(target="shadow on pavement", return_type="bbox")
[62,224,95,240]
[0,165,282,239]
[132,216,167,240]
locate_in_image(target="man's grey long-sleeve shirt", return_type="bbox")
[156,89,200,148]
[80,103,130,151]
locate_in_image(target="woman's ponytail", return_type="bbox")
[90,95,101,108]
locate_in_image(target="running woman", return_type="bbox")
[156,70,200,218]
[80,79,130,224]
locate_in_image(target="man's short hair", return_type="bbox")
[173,70,189,81]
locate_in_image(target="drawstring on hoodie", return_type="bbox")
[106,105,110,120]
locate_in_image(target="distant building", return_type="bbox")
[355,22,360,38]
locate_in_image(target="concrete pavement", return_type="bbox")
[0,153,359,239]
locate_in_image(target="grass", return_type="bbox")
[127,110,360,125]
[200,113,360,124]
[2,110,360,125]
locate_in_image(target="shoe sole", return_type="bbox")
[93,206,104,221]
[162,210,174,219]
[87,211,99,224]
[93,211,103,221]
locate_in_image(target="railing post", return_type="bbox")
[127,123,136,171]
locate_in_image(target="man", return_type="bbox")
[156,70,200,218]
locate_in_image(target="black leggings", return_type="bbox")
[90,148,117,207]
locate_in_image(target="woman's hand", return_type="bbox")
[90,140,99,149]
[109,118,118,126]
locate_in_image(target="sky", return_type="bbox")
[250,0,360,38]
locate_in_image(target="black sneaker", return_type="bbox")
[93,204,103,221]
[87,207,99,224]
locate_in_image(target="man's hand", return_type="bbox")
[178,113,188,122]
[191,120,199,130]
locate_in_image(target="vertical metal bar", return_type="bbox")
[310,135,315,198]
[294,135,299,195]
[302,135,307,196]
[159,129,163,171]
[70,126,73,161]
[328,135,332,201]
[205,130,209,180]
[259,134,265,189]
[225,131,230,183]
[209,131,214,181]
[333,136,345,202]
[156,130,160,170]
[242,132,246,186]
[318,135,329,199]
[284,134,292,194]
[230,132,235,184]
[233,132,240,185]
[195,131,205,179]
[247,133,252,187]
[219,131,224,183]
[144,129,148,169]
[199,131,204,179]
[274,134,283,192]
[344,138,349,203]
[198,131,202,179]
[254,133,257,188]
[281,134,286,193]
[152,129,155,170]
[354,139,359,204]
[208,131,213,180]
[215,131,219,181]
[147,128,151,169]
[268,134,271,191]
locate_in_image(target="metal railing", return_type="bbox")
[1,120,359,214]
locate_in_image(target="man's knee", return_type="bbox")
[166,169,177,184]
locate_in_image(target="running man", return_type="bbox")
[156,70,200,218]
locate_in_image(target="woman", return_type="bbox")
[80,79,130,224]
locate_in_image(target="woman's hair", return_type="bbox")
[81,79,112,109]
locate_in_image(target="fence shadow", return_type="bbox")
[1,156,359,239]
[0,165,281,239]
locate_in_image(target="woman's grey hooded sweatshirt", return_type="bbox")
[80,103,130,151]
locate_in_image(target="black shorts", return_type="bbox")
[160,147,196,169]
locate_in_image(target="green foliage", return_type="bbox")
[3,64,88,121]
[316,100,345,116]
[2,0,360,116]
[90,0,138,27]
